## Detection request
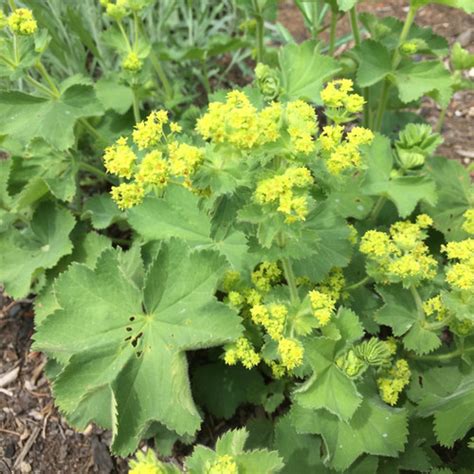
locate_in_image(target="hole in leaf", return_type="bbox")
[129,316,135,322]
[126,327,132,332]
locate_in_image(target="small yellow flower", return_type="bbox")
[170,122,182,134]
[309,290,335,326]
[8,8,37,35]
[377,359,411,406]
[416,213,433,229]
[135,151,168,186]
[167,142,204,178]
[462,209,474,235]
[103,137,137,178]
[224,337,260,369]
[278,338,304,370]
[222,271,240,292]
[128,449,163,474]
[133,110,169,150]
[206,455,238,474]
[111,182,144,209]
[251,261,281,292]
[122,51,143,72]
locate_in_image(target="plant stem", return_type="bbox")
[373,1,418,131]
[410,346,474,362]
[345,275,371,291]
[78,118,108,144]
[369,195,386,222]
[35,62,60,97]
[253,0,264,62]
[410,285,425,320]
[78,162,115,184]
[435,105,448,133]
[310,1,320,39]
[328,10,337,56]
[132,87,141,123]
[149,51,173,99]
[24,75,55,97]
[117,20,132,52]
[282,257,299,305]
[349,7,361,45]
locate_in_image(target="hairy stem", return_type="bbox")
[132,87,141,123]
[282,257,299,305]
[374,1,418,131]
[35,62,60,97]
[253,0,264,62]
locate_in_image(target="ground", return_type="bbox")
[1,1,473,472]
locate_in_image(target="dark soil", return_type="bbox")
[1,2,472,472]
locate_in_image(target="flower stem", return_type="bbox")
[253,0,264,62]
[345,275,371,291]
[373,1,418,131]
[369,195,386,222]
[282,257,299,305]
[132,87,141,123]
[410,285,425,321]
[410,346,474,362]
[78,161,116,184]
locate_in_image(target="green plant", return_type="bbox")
[0,1,473,472]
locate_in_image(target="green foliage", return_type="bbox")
[0,0,473,472]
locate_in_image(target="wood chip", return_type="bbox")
[0,366,19,388]
[13,426,41,470]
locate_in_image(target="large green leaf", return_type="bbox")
[355,40,392,87]
[0,80,103,150]
[128,186,250,270]
[294,309,364,421]
[192,362,266,420]
[418,370,474,447]
[422,156,474,241]
[292,204,352,281]
[0,202,75,299]
[279,40,341,104]
[291,395,408,471]
[375,285,441,355]
[363,135,437,217]
[273,414,328,473]
[394,61,452,104]
[33,240,242,455]
[413,0,474,14]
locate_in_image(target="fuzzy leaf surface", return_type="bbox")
[0,202,75,299]
[33,240,242,455]
[279,40,341,104]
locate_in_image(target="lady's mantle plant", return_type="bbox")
[33,77,474,472]
[0,0,473,472]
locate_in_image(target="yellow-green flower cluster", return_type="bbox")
[462,209,474,235]
[250,303,287,340]
[309,290,335,326]
[251,262,281,292]
[286,100,318,154]
[103,137,137,178]
[196,90,281,149]
[320,79,365,114]
[103,111,203,209]
[111,182,145,210]
[102,0,129,19]
[122,51,142,72]
[423,295,447,321]
[133,110,169,150]
[278,338,304,371]
[8,8,37,35]
[255,167,313,223]
[205,455,238,474]
[318,267,346,301]
[442,238,474,291]
[360,216,437,286]
[224,337,260,369]
[196,90,317,154]
[128,449,165,474]
[377,359,411,406]
[318,125,374,175]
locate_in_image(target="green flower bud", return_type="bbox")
[336,350,366,378]
[353,337,392,367]
[255,63,281,101]
[395,124,443,170]
[451,42,474,71]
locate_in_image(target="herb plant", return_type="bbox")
[0,0,473,472]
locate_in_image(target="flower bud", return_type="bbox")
[255,63,281,101]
